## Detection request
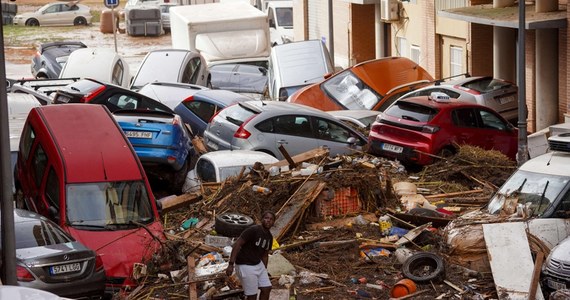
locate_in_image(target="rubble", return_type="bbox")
[115,145,520,300]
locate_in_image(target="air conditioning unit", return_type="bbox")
[380,0,399,22]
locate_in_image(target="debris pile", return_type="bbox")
[117,145,519,300]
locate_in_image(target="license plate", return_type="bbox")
[547,278,567,290]
[382,143,403,154]
[206,140,219,151]
[125,131,152,139]
[50,262,81,275]
[55,95,71,103]
[497,95,515,105]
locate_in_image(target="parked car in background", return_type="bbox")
[203,100,368,160]
[53,78,173,113]
[137,81,207,109]
[183,150,279,193]
[130,49,209,91]
[174,89,252,136]
[397,76,518,124]
[288,56,434,112]
[113,109,195,193]
[59,48,131,88]
[14,104,165,294]
[327,110,380,129]
[9,78,79,105]
[159,3,177,32]
[8,209,106,298]
[367,92,518,166]
[13,2,92,26]
[31,41,87,79]
[265,0,293,45]
[209,63,268,99]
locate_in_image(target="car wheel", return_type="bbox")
[170,158,189,195]
[36,73,48,79]
[14,188,26,209]
[73,17,87,26]
[214,212,254,237]
[402,252,445,284]
[26,19,39,26]
[438,147,455,159]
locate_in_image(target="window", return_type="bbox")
[111,60,125,86]
[272,115,312,137]
[108,94,139,110]
[182,57,200,84]
[32,145,48,188]
[45,168,60,210]
[20,125,36,162]
[410,45,421,64]
[315,118,351,142]
[321,71,380,110]
[196,159,216,182]
[452,108,478,128]
[450,46,463,77]
[185,100,216,122]
[478,109,507,130]
[397,37,409,58]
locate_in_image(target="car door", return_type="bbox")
[40,3,62,25]
[181,55,208,87]
[177,99,217,135]
[449,108,488,150]
[255,115,319,159]
[476,108,518,158]
[313,117,366,156]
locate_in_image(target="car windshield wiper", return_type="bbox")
[401,115,419,122]
[68,222,108,230]
[226,116,244,126]
[536,180,550,216]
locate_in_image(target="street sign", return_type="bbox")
[104,0,119,9]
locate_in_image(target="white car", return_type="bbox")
[13,2,92,27]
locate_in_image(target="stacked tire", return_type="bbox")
[2,2,17,25]
[124,6,162,37]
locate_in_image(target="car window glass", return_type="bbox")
[256,118,274,133]
[218,104,256,126]
[140,97,172,113]
[182,57,200,84]
[478,109,507,130]
[552,189,570,218]
[32,144,48,188]
[322,71,379,110]
[20,124,36,162]
[44,4,59,13]
[45,167,60,210]
[219,166,251,181]
[315,118,353,142]
[462,77,510,93]
[273,115,312,137]
[186,100,215,122]
[112,60,125,86]
[275,7,293,27]
[385,101,437,122]
[452,108,478,128]
[14,217,73,249]
[108,94,139,110]
[196,159,216,182]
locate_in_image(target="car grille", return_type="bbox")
[545,258,570,278]
[379,118,424,132]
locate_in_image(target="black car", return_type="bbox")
[6,209,106,298]
[53,78,174,113]
[31,41,87,79]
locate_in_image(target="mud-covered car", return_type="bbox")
[13,2,92,26]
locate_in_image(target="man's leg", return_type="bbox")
[259,286,271,300]
[257,262,272,300]
[235,264,260,299]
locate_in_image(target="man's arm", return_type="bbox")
[225,237,245,276]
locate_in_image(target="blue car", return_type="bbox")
[113,110,195,194]
[174,89,252,136]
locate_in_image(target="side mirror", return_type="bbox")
[347,137,357,145]
[48,206,60,223]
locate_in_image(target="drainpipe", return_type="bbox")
[328,0,335,66]
[516,0,528,165]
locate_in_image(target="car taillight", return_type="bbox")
[454,85,480,95]
[234,127,251,139]
[182,95,194,103]
[95,255,105,272]
[82,85,106,103]
[16,265,34,282]
[422,125,440,133]
[167,156,177,164]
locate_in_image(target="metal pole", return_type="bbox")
[516,0,528,165]
[112,7,118,53]
[328,0,334,66]
[0,2,18,285]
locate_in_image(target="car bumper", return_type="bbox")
[19,269,106,299]
[368,139,432,166]
[542,273,570,292]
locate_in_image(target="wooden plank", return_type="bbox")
[187,255,197,300]
[269,148,329,168]
[271,180,326,242]
[159,193,202,213]
[483,222,544,300]
[528,252,544,300]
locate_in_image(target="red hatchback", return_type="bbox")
[368,93,518,166]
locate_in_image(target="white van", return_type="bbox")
[182,150,279,193]
[267,40,334,101]
[59,48,132,88]
[265,0,293,45]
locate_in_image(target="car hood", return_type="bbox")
[549,235,570,261]
[67,221,164,279]
[15,12,37,19]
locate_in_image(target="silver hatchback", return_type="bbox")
[203,101,368,160]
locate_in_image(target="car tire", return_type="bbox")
[214,212,254,237]
[26,19,39,26]
[170,158,189,195]
[438,147,455,159]
[402,252,445,284]
[73,17,87,26]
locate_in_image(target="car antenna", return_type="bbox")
[101,152,108,180]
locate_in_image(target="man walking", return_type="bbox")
[226,211,276,300]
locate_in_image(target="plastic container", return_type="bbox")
[252,185,271,195]
[379,215,392,235]
[390,278,417,297]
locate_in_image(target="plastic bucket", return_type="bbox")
[390,278,417,297]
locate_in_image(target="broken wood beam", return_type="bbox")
[278,145,297,170]
[273,236,328,252]
[159,193,202,213]
[188,255,197,300]
[425,189,484,199]
[528,251,544,300]
[270,147,329,168]
[314,239,357,248]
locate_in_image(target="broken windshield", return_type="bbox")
[322,71,380,110]
[66,181,154,228]
[487,170,570,216]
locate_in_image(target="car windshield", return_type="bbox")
[487,170,570,216]
[14,218,73,249]
[322,71,380,110]
[383,101,437,123]
[275,7,293,27]
[66,181,154,228]
[462,77,513,93]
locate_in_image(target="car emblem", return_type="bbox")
[63,254,69,261]
[136,123,142,127]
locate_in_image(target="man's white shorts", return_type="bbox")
[235,262,271,296]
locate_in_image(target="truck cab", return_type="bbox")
[264,0,293,46]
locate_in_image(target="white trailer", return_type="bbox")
[170,2,270,67]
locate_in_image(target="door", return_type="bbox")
[256,115,319,159]
[313,117,365,156]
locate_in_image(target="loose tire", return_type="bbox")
[402,252,445,284]
[214,212,254,237]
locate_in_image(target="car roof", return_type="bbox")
[395,95,485,110]
[327,109,380,119]
[242,100,329,115]
[33,104,143,183]
[13,208,48,224]
[193,89,252,106]
[518,151,570,177]
[198,150,279,168]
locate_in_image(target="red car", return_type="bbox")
[368,93,518,166]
